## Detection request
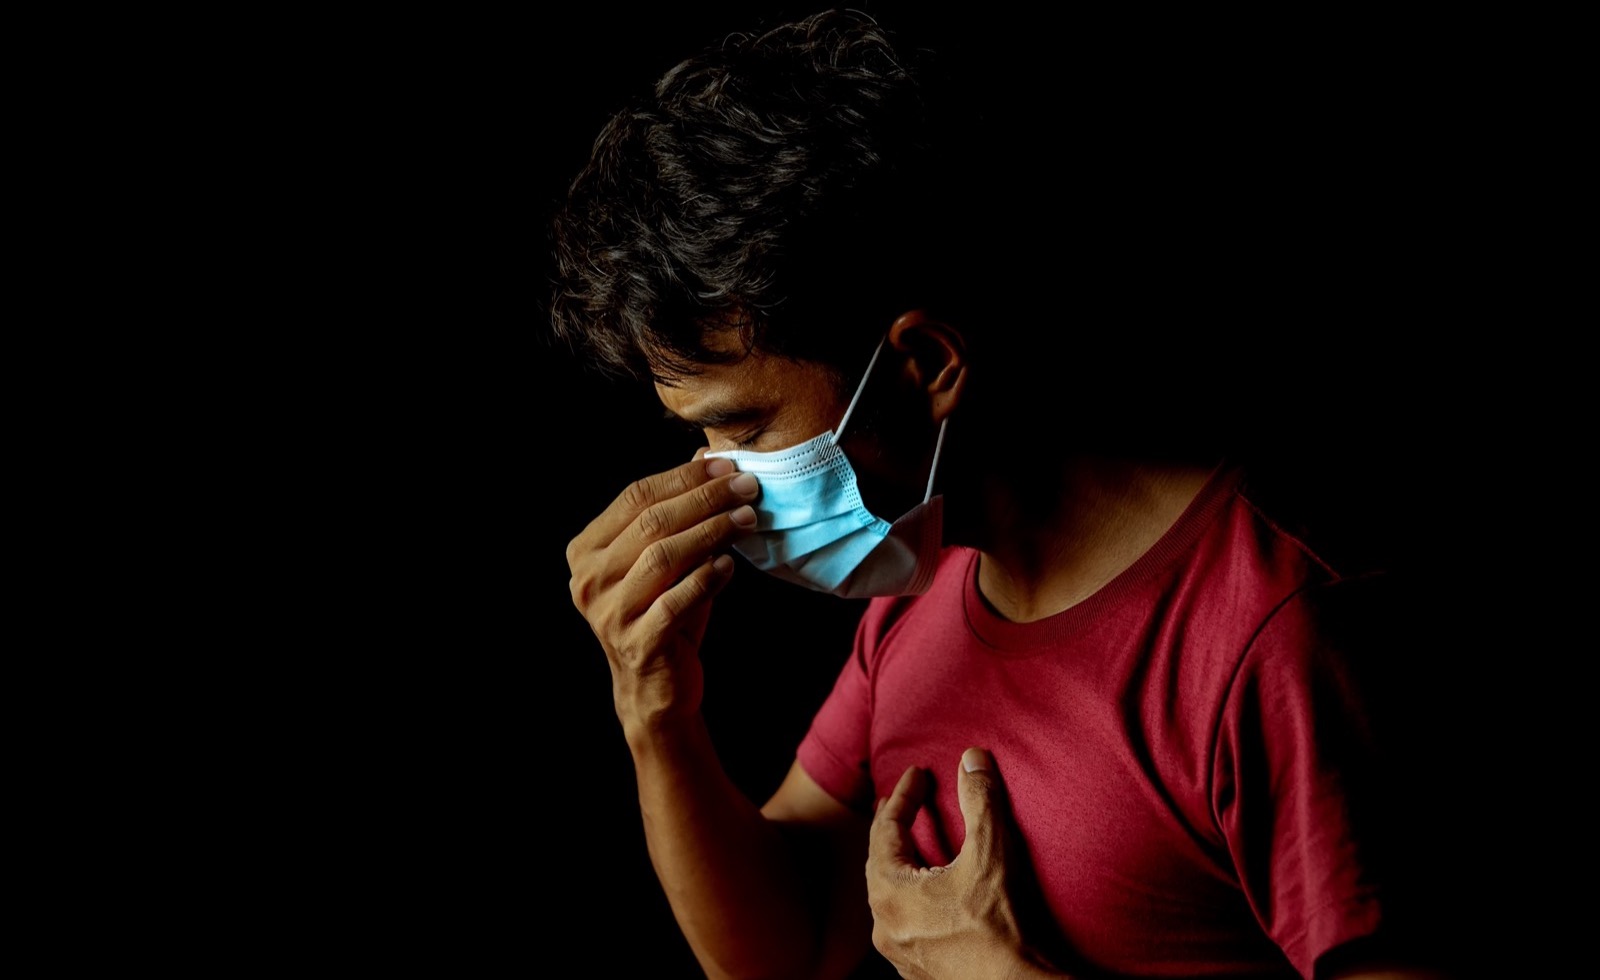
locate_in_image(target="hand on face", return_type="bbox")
[565,451,760,734]
[867,749,1063,979]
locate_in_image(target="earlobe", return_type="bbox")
[931,362,968,423]
[887,310,968,421]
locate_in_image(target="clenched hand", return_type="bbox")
[867,748,1066,980]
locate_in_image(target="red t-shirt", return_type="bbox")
[797,465,1406,978]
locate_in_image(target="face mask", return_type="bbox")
[705,338,947,598]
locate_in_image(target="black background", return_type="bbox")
[199,4,1561,976]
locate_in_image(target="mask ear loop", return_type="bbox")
[923,418,947,504]
[831,334,948,506]
[830,335,887,446]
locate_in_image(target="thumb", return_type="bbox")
[955,747,1007,863]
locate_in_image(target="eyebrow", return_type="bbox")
[662,403,767,431]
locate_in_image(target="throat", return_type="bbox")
[972,460,1218,623]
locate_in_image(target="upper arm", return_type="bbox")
[1223,579,1459,980]
[762,756,866,825]
[761,760,875,980]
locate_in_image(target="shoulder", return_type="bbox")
[1165,464,1414,712]
[851,545,974,668]
[1180,460,1399,631]
[1253,571,1401,654]
[1229,457,1406,581]
[1152,465,1351,665]
[1223,459,1419,682]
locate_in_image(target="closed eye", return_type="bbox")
[663,405,769,450]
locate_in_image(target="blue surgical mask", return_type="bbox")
[705,338,947,598]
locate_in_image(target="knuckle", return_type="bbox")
[870,924,888,955]
[671,463,701,495]
[638,540,675,579]
[657,576,697,620]
[696,515,726,552]
[619,478,653,514]
[569,571,602,613]
[654,592,683,623]
[692,479,725,513]
[634,505,665,542]
[595,614,630,662]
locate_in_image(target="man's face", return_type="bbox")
[654,338,931,523]
[654,347,846,456]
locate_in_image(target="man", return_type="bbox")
[550,10,1460,978]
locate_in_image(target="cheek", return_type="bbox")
[760,395,850,451]
[842,434,926,520]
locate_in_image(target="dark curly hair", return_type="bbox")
[549,9,984,385]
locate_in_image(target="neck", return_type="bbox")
[952,456,1220,623]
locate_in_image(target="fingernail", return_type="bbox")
[730,473,759,496]
[713,555,734,574]
[706,458,734,477]
[962,748,989,773]
[730,505,757,528]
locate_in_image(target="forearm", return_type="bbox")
[627,715,823,980]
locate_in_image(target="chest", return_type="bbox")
[866,629,1288,975]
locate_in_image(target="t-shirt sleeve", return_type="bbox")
[1213,573,1441,978]
[795,596,906,814]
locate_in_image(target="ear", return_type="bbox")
[887,310,968,423]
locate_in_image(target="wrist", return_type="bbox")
[620,707,707,760]
[612,674,700,743]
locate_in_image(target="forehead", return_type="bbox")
[652,347,839,417]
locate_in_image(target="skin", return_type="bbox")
[869,749,1068,980]
[567,338,876,979]
[566,313,1449,979]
